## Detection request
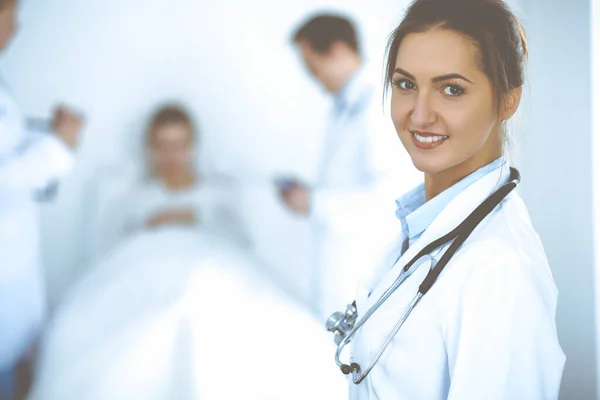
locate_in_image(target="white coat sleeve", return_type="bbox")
[311,104,421,234]
[0,131,74,190]
[442,248,565,400]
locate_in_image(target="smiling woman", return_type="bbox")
[334,0,566,398]
[390,28,509,194]
[385,0,526,199]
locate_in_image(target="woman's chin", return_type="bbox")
[408,153,432,173]
[408,153,447,175]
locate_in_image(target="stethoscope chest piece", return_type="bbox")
[326,302,358,345]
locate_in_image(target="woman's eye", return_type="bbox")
[442,84,464,96]
[394,78,416,91]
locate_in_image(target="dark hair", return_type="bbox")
[146,104,196,143]
[385,0,527,114]
[292,14,360,54]
[0,0,16,10]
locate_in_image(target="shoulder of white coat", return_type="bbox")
[481,192,549,267]
[449,191,558,300]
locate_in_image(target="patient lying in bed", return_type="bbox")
[117,104,247,246]
[28,105,347,400]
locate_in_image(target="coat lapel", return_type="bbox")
[359,164,512,311]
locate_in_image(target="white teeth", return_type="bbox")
[412,132,448,144]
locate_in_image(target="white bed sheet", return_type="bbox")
[29,227,347,400]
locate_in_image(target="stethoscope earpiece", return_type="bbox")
[340,363,361,376]
[341,364,352,375]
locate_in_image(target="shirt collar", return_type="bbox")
[396,157,506,243]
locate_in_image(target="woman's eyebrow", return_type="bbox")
[432,73,473,84]
[394,68,473,84]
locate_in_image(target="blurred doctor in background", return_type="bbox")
[0,0,84,398]
[279,14,420,320]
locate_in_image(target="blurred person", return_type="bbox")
[279,14,420,319]
[27,105,349,400]
[0,0,84,399]
[326,0,565,398]
[117,104,248,246]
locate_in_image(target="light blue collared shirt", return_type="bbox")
[396,157,506,254]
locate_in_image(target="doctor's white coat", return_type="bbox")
[348,165,565,399]
[0,85,73,370]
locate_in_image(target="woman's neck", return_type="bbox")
[161,170,197,191]
[425,151,502,201]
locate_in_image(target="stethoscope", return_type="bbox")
[326,167,521,385]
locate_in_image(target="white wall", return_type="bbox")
[0,0,409,308]
[519,0,596,398]
[593,0,600,398]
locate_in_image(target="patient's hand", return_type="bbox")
[146,209,197,228]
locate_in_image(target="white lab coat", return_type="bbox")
[311,68,421,320]
[347,165,565,399]
[0,85,73,370]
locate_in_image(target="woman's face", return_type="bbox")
[390,28,506,178]
[148,122,194,177]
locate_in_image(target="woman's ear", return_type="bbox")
[501,86,522,121]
